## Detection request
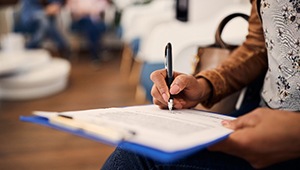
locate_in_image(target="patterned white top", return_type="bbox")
[260,0,300,111]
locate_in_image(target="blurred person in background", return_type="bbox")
[66,0,113,64]
[17,0,70,57]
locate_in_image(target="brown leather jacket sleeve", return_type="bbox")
[195,0,268,107]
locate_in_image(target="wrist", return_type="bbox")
[196,77,213,102]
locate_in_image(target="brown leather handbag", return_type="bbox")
[193,13,249,114]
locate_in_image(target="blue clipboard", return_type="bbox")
[20,115,229,163]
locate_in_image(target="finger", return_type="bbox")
[153,94,184,110]
[150,69,169,102]
[222,112,260,130]
[153,97,168,110]
[151,85,168,106]
[170,74,189,95]
[173,100,184,109]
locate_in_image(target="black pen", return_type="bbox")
[165,42,174,111]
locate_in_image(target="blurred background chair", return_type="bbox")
[117,0,175,86]
[0,55,70,100]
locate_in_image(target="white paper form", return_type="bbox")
[57,105,235,152]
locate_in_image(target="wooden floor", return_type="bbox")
[0,50,148,170]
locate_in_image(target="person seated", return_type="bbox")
[66,0,113,64]
[16,0,70,58]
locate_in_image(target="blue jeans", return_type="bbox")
[16,11,69,51]
[102,147,300,170]
[71,17,106,61]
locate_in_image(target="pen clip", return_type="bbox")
[164,44,168,69]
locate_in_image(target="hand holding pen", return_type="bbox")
[150,43,213,110]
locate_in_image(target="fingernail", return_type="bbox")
[221,120,231,128]
[162,93,169,102]
[170,84,180,94]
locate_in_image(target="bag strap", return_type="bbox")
[215,13,249,50]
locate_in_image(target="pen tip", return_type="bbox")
[168,99,174,112]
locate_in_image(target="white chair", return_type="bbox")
[0,57,70,100]
[120,0,175,43]
[119,0,175,83]
[0,37,70,101]
[0,49,51,75]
